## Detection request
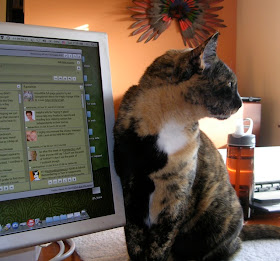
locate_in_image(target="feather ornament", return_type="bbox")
[128,0,226,47]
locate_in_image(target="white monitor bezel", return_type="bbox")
[0,22,125,253]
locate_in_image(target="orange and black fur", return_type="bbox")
[114,33,280,261]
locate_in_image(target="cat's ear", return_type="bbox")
[192,32,219,70]
[202,32,219,67]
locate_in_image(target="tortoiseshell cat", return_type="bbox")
[114,33,280,261]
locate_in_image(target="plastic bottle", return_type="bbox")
[226,118,256,220]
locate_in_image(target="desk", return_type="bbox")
[247,211,280,226]
[38,212,280,261]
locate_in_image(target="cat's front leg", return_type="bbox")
[143,170,192,260]
[124,221,151,261]
[125,215,179,261]
[144,208,183,261]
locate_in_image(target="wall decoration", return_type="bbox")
[128,0,226,47]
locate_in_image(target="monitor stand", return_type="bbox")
[0,246,41,261]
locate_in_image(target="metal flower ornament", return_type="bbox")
[128,0,226,47]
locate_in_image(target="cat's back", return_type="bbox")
[114,84,144,138]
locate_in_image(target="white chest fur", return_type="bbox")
[157,120,188,155]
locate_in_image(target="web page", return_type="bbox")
[0,44,93,201]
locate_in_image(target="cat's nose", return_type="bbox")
[235,92,242,109]
[231,93,242,114]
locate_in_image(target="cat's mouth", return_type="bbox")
[214,106,241,120]
[215,114,231,120]
[210,97,242,120]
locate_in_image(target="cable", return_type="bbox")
[49,239,76,261]
[59,239,76,260]
[49,240,65,261]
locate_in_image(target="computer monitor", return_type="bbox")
[0,22,125,254]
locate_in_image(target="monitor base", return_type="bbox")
[0,246,41,261]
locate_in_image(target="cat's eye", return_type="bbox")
[228,82,233,88]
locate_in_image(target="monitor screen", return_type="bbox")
[0,22,125,253]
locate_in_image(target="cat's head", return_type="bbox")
[140,32,242,120]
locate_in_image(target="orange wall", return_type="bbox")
[25,0,237,113]
[236,0,280,146]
